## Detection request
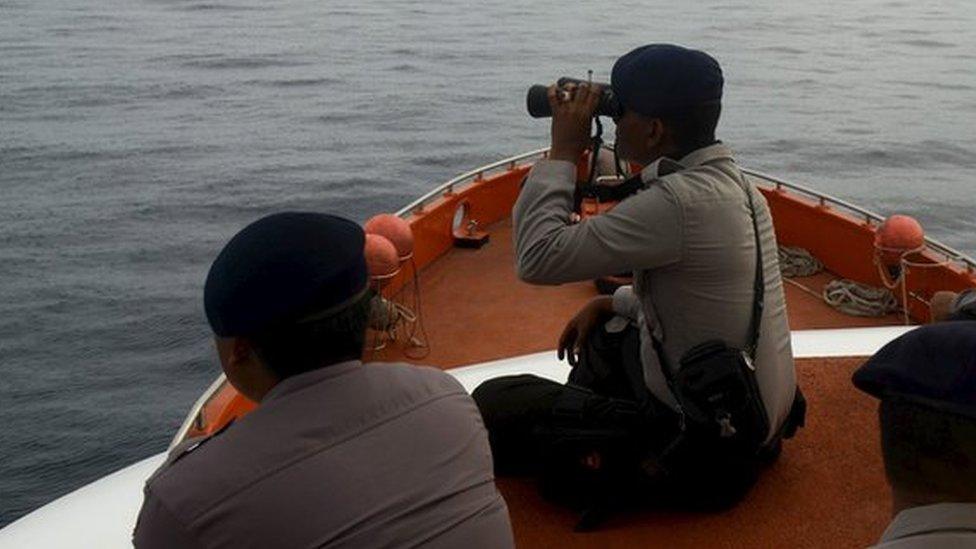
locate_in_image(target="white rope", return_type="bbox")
[365,258,430,359]
[778,245,898,318]
[823,279,899,317]
[778,246,824,278]
[369,295,413,331]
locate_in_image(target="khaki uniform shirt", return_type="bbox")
[874,503,976,548]
[513,143,796,438]
[133,361,514,549]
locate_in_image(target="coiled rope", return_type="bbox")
[778,246,824,278]
[778,245,900,318]
[366,258,430,359]
[822,279,899,317]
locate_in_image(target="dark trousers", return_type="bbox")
[472,323,661,474]
[472,324,766,513]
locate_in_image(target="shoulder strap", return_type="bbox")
[737,175,765,360]
[696,158,765,359]
[625,154,765,359]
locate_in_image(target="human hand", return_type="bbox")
[547,82,601,163]
[557,295,613,366]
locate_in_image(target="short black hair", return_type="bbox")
[659,103,722,153]
[249,291,371,379]
[880,398,976,501]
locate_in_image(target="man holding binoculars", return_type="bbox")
[474,44,804,521]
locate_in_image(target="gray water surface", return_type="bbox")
[2,0,975,526]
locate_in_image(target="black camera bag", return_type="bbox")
[673,341,770,452]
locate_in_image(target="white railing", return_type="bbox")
[743,168,976,272]
[170,373,228,448]
[395,147,550,217]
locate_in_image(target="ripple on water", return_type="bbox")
[883,79,975,92]
[246,77,343,89]
[309,112,358,125]
[388,63,422,73]
[178,3,269,11]
[2,81,226,111]
[900,38,956,49]
[760,46,806,56]
[151,53,312,70]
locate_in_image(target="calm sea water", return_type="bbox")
[2,0,975,527]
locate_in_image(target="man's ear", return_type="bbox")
[646,118,667,149]
[229,337,257,369]
[215,336,259,373]
[216,336,279,402]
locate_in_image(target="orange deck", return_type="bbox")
[369,219,904,369]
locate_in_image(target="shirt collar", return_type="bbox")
[262,360,362,404]
[639,142,734,182]
[880,503,976,543]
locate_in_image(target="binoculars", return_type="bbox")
[525,77,623,119]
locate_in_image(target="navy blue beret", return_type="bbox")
[853,322,976,417]
[611,44,723,116]
[204,212,368,337]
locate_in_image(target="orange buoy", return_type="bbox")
[875,214,925,266]
[364,214,414,261]
[364,234,400,280]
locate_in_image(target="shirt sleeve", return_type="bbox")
[133,490,200,549]
[512,160,683,285]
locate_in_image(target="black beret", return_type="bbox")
[204,212,368,337]
[611,44,723,116]
[853,322,976,417]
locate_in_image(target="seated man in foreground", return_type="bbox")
[134,212,513,548]
[853,321,976,547]
[474,45,804,514]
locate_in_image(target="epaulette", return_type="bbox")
[146,420,235,486]
[655,158,685,178]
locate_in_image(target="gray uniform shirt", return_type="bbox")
[514,143,796,438]
[874,503,976,548]
[133,361,514,549]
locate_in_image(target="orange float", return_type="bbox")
[874,214,925,266]
[365,213,414,261]
[364,233,400,280]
